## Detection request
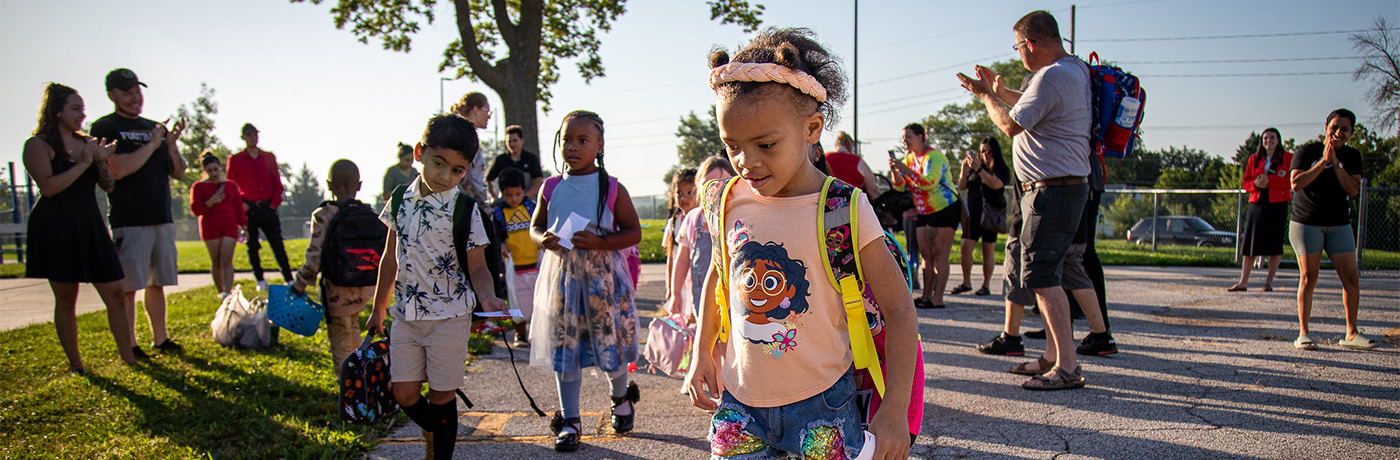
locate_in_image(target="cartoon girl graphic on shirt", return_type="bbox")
[730,240,811,357]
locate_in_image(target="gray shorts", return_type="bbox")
[1289,222,1356,256]
[1019,184,1088,289]
[111,223,179,292]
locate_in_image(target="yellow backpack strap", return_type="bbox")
[702,177,739,343]
[817,177,885,397]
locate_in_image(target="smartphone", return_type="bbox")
[887,149,900,160]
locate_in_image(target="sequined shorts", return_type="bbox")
[709,367,864,460]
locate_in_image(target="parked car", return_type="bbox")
[1126,216,1236,247]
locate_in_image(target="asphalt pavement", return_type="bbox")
[366,263,1400,460]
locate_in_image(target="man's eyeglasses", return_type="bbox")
[1012,39,1034,51]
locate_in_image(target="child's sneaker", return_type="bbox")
[1076,332,1117,356]
[975,332,1025,356]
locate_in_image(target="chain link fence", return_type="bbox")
[1357,183,1400,274]
[1100,189,1245,251]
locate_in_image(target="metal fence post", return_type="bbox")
[1356,178,1368,270]
[1235,191,1244,263]
[1151,191,1159,252]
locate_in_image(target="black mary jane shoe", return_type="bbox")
[551,411,581,452]
[610,381,640,434]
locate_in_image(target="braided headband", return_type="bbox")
[709,62,827,103]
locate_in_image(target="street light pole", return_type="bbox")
[440,77,453,114]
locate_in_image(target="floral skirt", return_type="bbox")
[529,248,639,374]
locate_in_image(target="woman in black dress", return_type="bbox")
[1229,128,1291,292]
[951,137,1009,296]
[23,83,138,373]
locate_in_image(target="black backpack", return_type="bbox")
[320,200,389,287]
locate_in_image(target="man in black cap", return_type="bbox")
[227,122,293,291]
[90,68,186,358]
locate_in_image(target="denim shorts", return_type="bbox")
[709,368,865,459]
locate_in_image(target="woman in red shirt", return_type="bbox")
[1229,128,1292,292]
[190,152,246,298]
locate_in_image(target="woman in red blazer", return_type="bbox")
[1229,127,1292,292]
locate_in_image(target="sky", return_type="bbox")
[1,0,1395,197]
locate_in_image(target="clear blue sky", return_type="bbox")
[2,0,1394,197]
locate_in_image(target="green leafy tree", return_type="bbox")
[1350,18,1399,138]
[171,84,233,219]
[666,106,723,183]
[295,0,764,155]
[918,59,1027,159]
[282,162,325,220]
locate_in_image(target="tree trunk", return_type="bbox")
[454,0,545,164]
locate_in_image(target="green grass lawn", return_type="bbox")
[0,282,390,459]
[2,219,668,279]
[3,221,1390,278]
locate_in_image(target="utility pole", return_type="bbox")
[853,0,859,155]
[440,77,452,114]
[1069,5,1076,54]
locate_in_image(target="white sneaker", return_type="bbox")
[256,280,269,292]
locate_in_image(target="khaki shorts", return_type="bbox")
[111,223,179,292]
[389,315,470,391]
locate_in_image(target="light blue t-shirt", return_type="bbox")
[545,172,616,236]
[1009,56,1093,182]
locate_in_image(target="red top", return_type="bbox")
[824,150,865,189]
[227,148,284,207]
[190,180,247,239]
[1241,152,1292,203]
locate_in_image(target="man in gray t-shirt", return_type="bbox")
[958,10,1091,391]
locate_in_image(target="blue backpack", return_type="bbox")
[1086,52,1145,159]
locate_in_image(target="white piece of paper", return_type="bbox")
[475,309,524,318]
[854,431,877,460]
[556,211,592,250]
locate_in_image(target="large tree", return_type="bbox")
[1350,18,1399,138]
[172,84,233,219]
[295,0,764,154]
[665,105,722,183]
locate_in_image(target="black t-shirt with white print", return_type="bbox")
[89,113,173,228]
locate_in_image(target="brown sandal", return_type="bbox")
[1022,366,1085,391]
[1009,356,1054,376]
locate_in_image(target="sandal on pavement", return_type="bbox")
[1340,333,1379,350]
[950,284,973,295]
[1294,334,1319,351]
[1010,356,1054,376]
[1262,284,1273,292]
[1226,284,1247,292]
[1022,366,1085,391]
[974,286,990,296]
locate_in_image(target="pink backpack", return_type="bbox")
[641,313,696,379]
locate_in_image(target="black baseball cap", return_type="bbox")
[105,68,147,92]
[242,123,259,134]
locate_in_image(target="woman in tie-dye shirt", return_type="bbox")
[889,124,962,309]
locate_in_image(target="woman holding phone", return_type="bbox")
[190,152,246,299]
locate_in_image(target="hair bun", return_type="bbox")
[709,48,731,68]
[774,42,801,69]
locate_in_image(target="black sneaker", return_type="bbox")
[1077,332,1118,356]
[153,339,184,352]
[131,346,151,361]
[1024,329,1046,339]
[975,333,1025,356]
